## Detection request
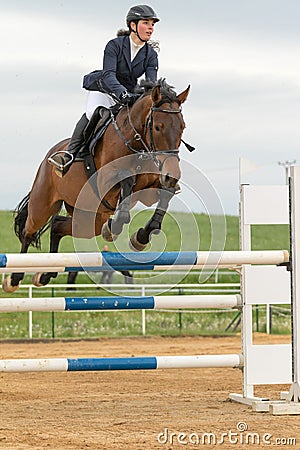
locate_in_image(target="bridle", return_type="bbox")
[110,97,182,171]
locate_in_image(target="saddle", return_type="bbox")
[75,107,112,163]
[79,106,119,206]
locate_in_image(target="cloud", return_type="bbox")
[1,0,299,214]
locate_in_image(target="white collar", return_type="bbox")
[129,36,145,61]
[129,35,145,50]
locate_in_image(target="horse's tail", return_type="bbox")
[14,193,51,249]
[14,193,30,243]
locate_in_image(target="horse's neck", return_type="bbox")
[95,98,152,167]
[123,97,151,136]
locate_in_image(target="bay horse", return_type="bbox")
[2,79,190,293]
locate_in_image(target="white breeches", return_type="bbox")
[86,91,116,120]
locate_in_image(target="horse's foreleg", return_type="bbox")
[130,187,175,251]
[32,215,72,287]
[102,170,135,241]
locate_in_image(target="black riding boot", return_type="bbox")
[48,113,89,176]
[84,107,111,143]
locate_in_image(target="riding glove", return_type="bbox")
[119,91,139,106]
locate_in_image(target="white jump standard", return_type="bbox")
[229,166,300,415]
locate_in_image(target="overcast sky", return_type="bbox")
[1,0,299,215]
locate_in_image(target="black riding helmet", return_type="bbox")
[126,5,159,42]
[126,5,160,27]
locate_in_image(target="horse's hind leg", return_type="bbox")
[130,187,175,251]
[32,215,72,287]
[66,271,78,291]
[2,232,35,293]
[2,191,53,293]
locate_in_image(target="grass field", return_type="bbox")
[0,209,290,339]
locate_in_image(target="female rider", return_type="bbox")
[48,4,160,176]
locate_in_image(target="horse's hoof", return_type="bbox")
[2,276,20,293]
[111,211,130,236]
[101,221,116,242]
[151,228,161,235]
[129,231,148,252]
[32,273,45,287]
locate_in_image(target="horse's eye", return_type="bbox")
[155,125,160,132]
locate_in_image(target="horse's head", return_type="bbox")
[132,79,190,189]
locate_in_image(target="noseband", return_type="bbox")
[111,99,182,170]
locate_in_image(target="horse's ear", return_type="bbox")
[151,85,162,104]
[177,85,190,104]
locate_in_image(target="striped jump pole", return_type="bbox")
[0,250,289,273]
[0,354,243,373]
[0,294,241,312]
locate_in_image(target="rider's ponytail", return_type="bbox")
[117,29,130,37]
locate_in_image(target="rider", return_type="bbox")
[48,4,160,176]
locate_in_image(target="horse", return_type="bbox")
[2,79,190,293]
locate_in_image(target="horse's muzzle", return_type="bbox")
[160,171,181,189]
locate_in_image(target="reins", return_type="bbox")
[110,98,182,169]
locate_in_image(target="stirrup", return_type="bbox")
[48,151,74,171]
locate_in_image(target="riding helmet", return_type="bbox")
[126,5,160,27]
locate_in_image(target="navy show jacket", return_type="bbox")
[99,35,158,97]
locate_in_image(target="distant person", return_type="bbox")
[100,245,134,284]
[66,244,134,288]
[100,244,113,284]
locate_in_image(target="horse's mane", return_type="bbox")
[136,78,178,103]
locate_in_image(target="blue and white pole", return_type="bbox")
[0,294,241,312]
[0,354,243,372]
[0,250,289,273]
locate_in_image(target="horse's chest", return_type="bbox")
[134,174,159,191]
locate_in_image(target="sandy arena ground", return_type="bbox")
[0,334,298,449]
